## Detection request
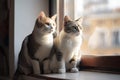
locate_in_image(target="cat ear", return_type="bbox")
[76,17,83,25]
[64,16,71,22]
[38,11,46,21]
[51,14,57,21]
[76,17,83,29]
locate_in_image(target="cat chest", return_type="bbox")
[34,44,53,61]
[34,38,53,60]
[59,38,81,62]
[61,39,78,51]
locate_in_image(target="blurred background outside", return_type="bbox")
[65,0,120,56]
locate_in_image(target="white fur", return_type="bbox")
[58,30,82,62]
[34,34,53,60]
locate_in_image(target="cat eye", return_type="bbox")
[45,23,51,25]
[72,26,77,29]
[74,27,77,30]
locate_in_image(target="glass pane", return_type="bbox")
[65,0,120,56]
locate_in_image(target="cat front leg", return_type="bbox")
[56,52,66,74]
[56,60,66,73]
[43,58,51,74]
[31,59,41,74]
[70,60,79,73]
[69,56,79,73]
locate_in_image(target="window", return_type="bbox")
[55,0,120,72]
[64,0,120,56]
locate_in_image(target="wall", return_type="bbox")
[15,0,49,69]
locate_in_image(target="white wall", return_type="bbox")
[15,0,49,69]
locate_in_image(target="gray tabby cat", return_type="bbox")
[50,16,83,73]
[15,11,57,77]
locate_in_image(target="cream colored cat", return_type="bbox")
[50,16,83,73]
[15,11,57,78]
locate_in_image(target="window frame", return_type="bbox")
[9,0,15,78]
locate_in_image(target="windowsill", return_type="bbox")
[80,55,120,72]
[29,71,120,80]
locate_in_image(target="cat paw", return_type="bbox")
[52,68,65,74]
[70,68,79,73]
[58,68,66,74]
[44,69,51,74]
